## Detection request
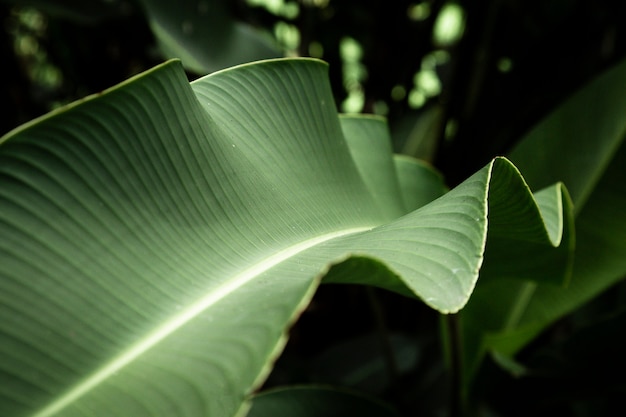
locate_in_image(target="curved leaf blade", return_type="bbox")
[393,155,448,212]
[458,180,575,383]
[0,58,572,417]
[339,114,406,219]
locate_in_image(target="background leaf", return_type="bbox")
[138,0,280,74]
[508,58,626,210]
[459,56,626,389]
[307,332,420,394]
[247,386,401,417]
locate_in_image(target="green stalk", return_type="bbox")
[445,313,464,417]
[365,287,399,381]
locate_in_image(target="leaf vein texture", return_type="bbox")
[30,228,369,417]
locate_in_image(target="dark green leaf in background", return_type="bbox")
[459,57,626,389]
[248,386,401,417]
[138,0,280,73]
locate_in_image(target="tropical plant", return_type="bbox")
[2,1,626,417]
[2,50,625,416]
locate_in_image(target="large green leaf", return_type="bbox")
[459,57,626,385]
[0,58,570,416]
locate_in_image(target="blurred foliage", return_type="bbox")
[1,0,157,135]
[3,0,625,185]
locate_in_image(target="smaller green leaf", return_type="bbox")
[394,155,448,212]
[490,351,527,378]
[138,0,280,74]
[509,57,626,211]
[339,113,447,214]
[308,332,419,394]
[395,105,444,162]
[247,386,401,417]
[340,115,406,220]
[490,309,626,415]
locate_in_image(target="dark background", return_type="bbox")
[3,0,625,185]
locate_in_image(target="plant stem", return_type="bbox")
[445,313,463,417]
[365,287,399,381]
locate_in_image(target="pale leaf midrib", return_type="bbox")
[33,226,371,417]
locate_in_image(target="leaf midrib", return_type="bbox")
[32,226,372,417]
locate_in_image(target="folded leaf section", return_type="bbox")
[478,161,575,286]
[338,115,406,220]
[393,155,448,212]
[322,157,572,314]
[458,176,575,383]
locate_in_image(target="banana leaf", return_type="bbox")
[0,58,570,416]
